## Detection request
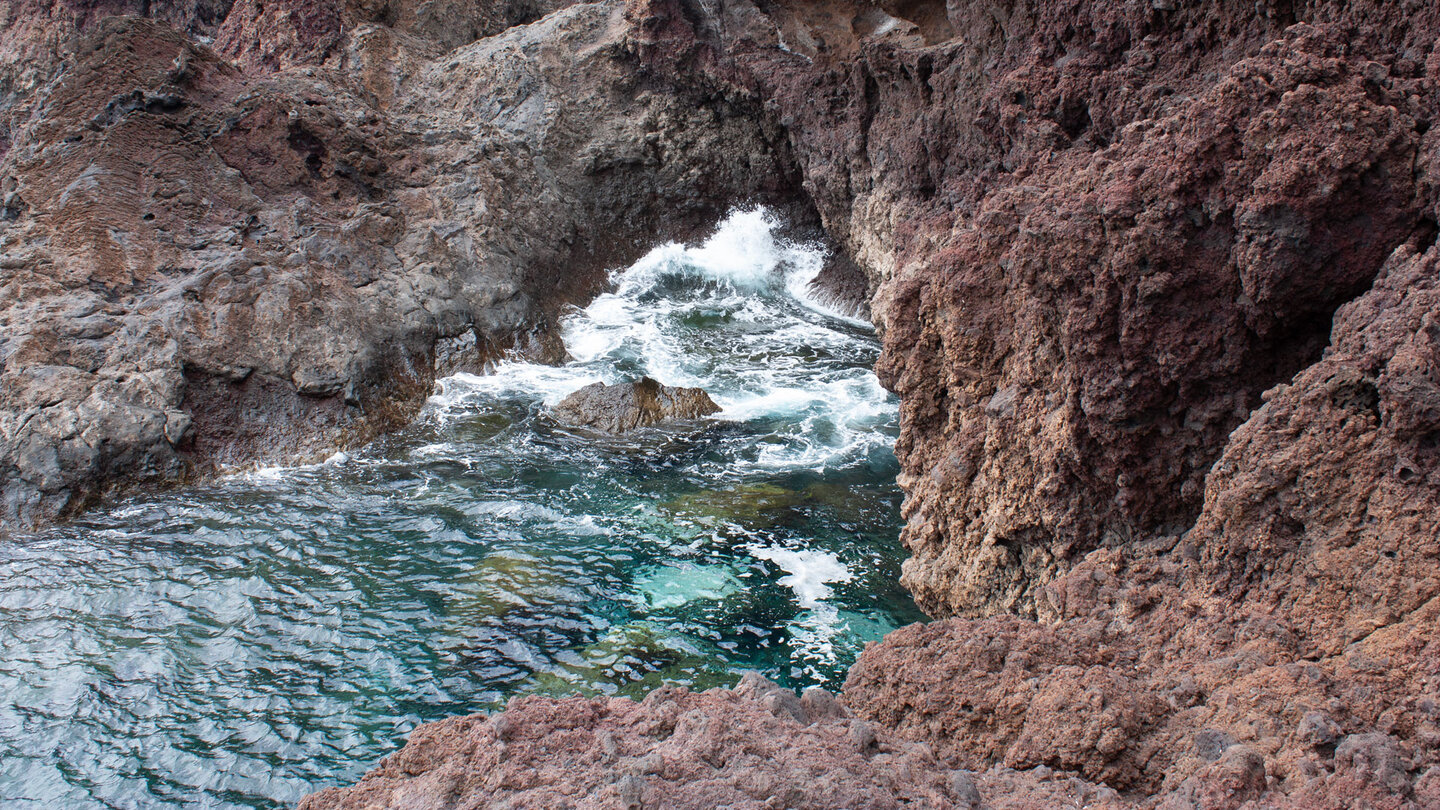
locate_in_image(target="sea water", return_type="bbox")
[0,209,924,808]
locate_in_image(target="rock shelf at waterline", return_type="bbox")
[0,209,923,809]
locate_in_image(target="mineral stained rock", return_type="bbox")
[297,674,1120,810]
[0,0,804,533]
[660,0,1440,625]
[7,0,1440,808]
[315,0,1438,806]
[687,0,1440,806]
[550,377,721,433]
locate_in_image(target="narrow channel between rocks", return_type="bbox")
[0,209,923,808]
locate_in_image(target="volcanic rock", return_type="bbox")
[314,0,1440,805]
[0,0,805,533]
[550,377,720,433]
[632,1,1440,804]
[297,673,1120,810]
[843,240,1440,803]
[6,0,1440,807]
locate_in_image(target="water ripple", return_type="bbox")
[0,209,924,807]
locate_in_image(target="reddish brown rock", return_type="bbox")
[298,674,1130,810]
[692,2,1435,622]
[298,675,959,810]
[644,0,1440,806]
[6,0,1440,807]
[844,240,1440,804]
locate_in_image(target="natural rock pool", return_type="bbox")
[0,210,924,808]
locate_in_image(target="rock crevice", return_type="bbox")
[3,0,1439,807]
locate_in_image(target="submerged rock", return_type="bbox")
[11,0,1440,806]
[550,377,720,433]
[662,482,806,527]
[442,550,571,624]
[527,620,737,701]
[633,563,743,610]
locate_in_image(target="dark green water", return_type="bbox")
[0,210,924,808]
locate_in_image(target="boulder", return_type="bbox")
[550,377,720,433]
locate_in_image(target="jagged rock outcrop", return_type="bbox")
[0,0,805,531]
[669,0,1440,805]
[5,0,1440,807]
[551,377,721,432]
[298,673,1125,810]
[408,0,1438,806]
[647,0,1440,624]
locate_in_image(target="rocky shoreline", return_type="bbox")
[3,0,1438,807]
[0,0,811,531]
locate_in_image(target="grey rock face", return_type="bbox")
[0,1,803,533]
[550,377,720,433]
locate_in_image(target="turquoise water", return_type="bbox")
[0,210,924,808]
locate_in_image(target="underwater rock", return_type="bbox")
[9,0,1440,806]
[661,482,806,528]
[442,550,570,624]
[633,563,743,611]
[527,620,736,701]
[550,377,720,434]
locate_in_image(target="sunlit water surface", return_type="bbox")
[0,210,923,808]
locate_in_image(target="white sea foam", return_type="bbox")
[749,544,859,673]
[747,545,854,609]
[615,208,798,294]
[426,365,610,418]
[206,208,890,495]
[417,206,897,474]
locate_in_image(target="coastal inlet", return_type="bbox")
[0,209,924,808]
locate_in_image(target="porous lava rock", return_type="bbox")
[298,673,1123,810]
[655,0,1440,624]
[7,0,1440,807]
[831,83,1436,809]
[521,0,1440,806]
[669,0,1440,804]
[551,377,721,433]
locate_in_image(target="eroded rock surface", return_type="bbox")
[325,0,1439,806]
[299,673,1123,810]
[6,0,1440,808]
[0,0,803,531]
[551,377,721,433]
[655,0,1440,624]
[690,0,1440,806]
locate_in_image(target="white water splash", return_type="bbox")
[748,545,854,609]
[419,206,897,476]
[615,207,800,294]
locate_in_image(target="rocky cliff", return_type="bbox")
[0,0,805,531]
[4,0,1439,807]
[723,1,1440,805]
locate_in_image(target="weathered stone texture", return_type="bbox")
[0,0,802,531]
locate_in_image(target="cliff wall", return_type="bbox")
[0,0,804,530]
[2,0,1438,806]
